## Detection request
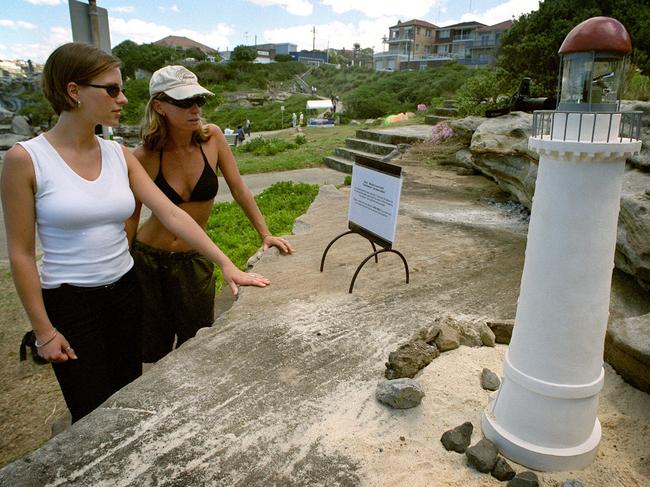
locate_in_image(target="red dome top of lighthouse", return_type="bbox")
[558,17,632,54]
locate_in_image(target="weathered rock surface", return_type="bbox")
[508,470,540,487]
[375,378,425,409]
[0,133,29,150]
[1,158,648,486]
[464,110,650,290]
[465,438,498,473]
[560,480,584,487]
[385,340,440,379]
[11,115,32,137]
[486,319,514,344]
[480,368,501,391]
[604,312,650,393]
[492,456,516,481]
[480,323,496,347]
[440,421,473,453]
[434,325,460,352]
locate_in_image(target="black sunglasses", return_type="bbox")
[79,83,126,98]
[160,94,207,109]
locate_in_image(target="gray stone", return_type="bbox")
[480,323,496,347]
[465,438,498,473]
[507,470,539,487]
[375,378,425,409]
[560,481,584,487]
[0,105,13,124]
[491,456,516,481]
[454,149,475,169]
[486,319,514,344]
[604,312,650,393]
[481,368,501,391]
[450,116,486,142]
[349,119,361,125]
[434,325,460,352]
[0,133,29,150]
[459,326,483,348]
[385,340,439,379]
[440,421,473,453]
[413,324,441,344]
[11,115,32,137]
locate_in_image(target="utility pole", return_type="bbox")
[312,26,316,51]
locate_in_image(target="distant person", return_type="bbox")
[128,66,293,364]
[245,118,251,137]
[1,43,269,423]
[291,112,297,129]
[331,95,337,113]
[299,112,304,126]
[224,127,234,135]
[235,125,245,146]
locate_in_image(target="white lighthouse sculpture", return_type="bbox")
[482,17,643,471]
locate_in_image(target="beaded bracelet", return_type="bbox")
[35,328,58,348]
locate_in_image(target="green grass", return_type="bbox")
[206,181,319,290]
[232,125,359,174]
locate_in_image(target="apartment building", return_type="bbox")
[374,19,438,71]
[375,19,512,71]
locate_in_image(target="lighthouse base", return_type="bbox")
[482,401,601,471]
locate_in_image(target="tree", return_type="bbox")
[231,45,258,62]
[112,41,178,78]
[274,54,293,62]
[498,0,650,93]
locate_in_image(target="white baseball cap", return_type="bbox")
[149,65,213,99]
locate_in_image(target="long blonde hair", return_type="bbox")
[140,94,211,151]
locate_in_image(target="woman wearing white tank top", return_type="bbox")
[0,42,271,422]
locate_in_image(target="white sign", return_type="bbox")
[348,163,402,244]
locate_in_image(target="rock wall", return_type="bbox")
[454,109,650,290]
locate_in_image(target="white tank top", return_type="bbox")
[18,134,134,288]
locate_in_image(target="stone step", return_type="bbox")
[324,154,353,173]
[345,137,396,156]
[425,115,452,125]
[355,129,425,146]
[443,99,458,109]
[433,107,459,117]
[0,124,12,134]
[334,146,388,163]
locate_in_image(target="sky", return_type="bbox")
[1,0,541,63]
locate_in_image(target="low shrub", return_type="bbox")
[235,137,297,156]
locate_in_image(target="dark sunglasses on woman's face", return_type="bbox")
[78,83,126,98]
[160,94,207,109]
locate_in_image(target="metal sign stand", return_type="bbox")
[319,156,409,293]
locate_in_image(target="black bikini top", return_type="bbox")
[154,145,219,205]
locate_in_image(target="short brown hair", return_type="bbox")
[42,42,121,114]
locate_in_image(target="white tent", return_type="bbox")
[306,99,333,110]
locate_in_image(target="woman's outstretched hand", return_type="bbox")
[262,235,294,254]
[223,264,270,296]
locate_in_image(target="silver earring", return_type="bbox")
[77,99,81,107]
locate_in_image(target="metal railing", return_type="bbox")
[531,110,643,143]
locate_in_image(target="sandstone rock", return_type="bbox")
[480,324,496,347]
[560,480,584,487]
[480,368,501,391]
[486,319,514,344]
[454,149,475,170]
[491,456,516,481]
[465,438,498,473]
[507,470,539,487]
[471,112,535,158]
[628,127,650,171]
[0,105,13,124]
[440,421,473,453]
[450,116,486,142]
[385,340,439,379]
[413,324,441,344]
[434,325,460,352]
[375,378,425,409]
[11,115,32,137]
[0,133,29,150]
[349,120,361,125]
[604,313,650,393]
[459,326,482,348]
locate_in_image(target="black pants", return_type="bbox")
[132,241,216,363]
[42,268,142,423]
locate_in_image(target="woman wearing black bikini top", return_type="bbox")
[127,66,293,363]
